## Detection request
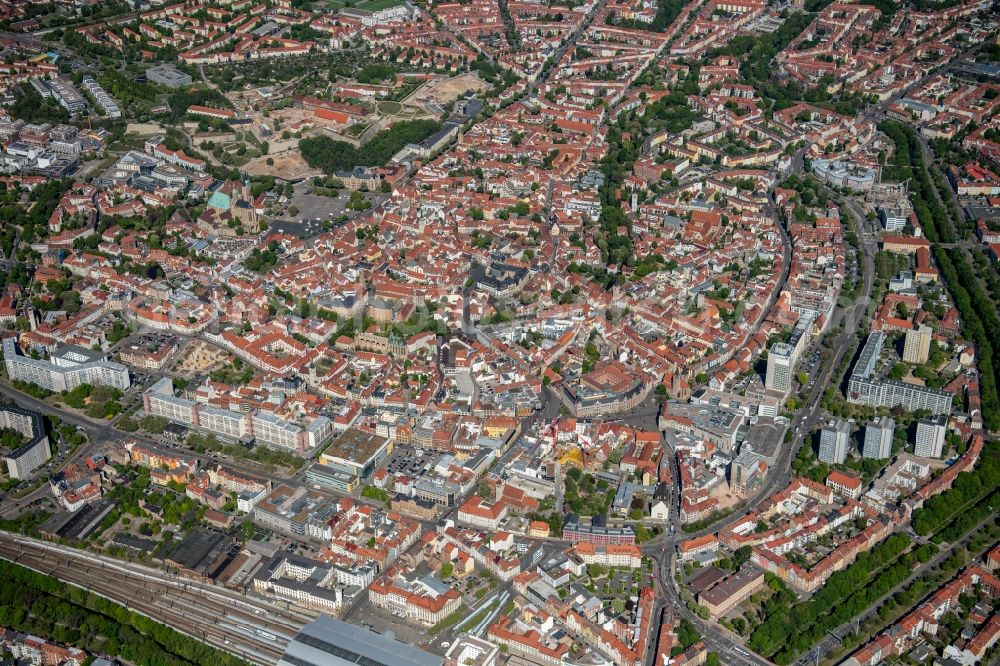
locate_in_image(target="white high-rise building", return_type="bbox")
[903,326,932,364]
[819,420,851,464]
[0,403,50,480]
[862,416,895,460]
[915,415,948,458]
[766,342,794,393]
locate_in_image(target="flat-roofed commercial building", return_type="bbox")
[697,564,766,617]
[304,463,360,493]
[659,400,744,453]
[145,65,193,87]
[252,484,334,540]
[319,428,392,480]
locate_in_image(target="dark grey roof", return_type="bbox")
[278,615,442,666]
[52,343,107,364]
[0,402,48,452]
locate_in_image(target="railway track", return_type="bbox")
[0,536,309,665]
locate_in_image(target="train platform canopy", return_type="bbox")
[277,615,442,666]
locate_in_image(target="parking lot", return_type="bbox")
[385,450,434,477]
[271,186,392,239]
[289,190,349,222]
[451,571,494,602]
[267,533,326,560]
[344,600,439,653]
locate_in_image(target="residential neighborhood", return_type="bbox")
[0,0,998,665]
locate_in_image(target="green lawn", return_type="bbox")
[357,0,406,10]
[377,100,403,115]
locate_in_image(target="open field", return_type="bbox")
[243,151,319,180]
[125,122,165,135]
[376,100,403,115]
[404,73,490,108]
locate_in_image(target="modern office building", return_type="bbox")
[730,448,766,496]
[253,484,335,540]
[0,403,50,479]
[765,342,794,393]
[819,419,851,464]
[3,338,130,393]
[305,463,360,493]
[811,158,877,191]
[45,77,87,114]
[903,326,932,364]
[277,615,443,666]
[145,65,194,87]
[847,333,951,415]
[878,208,908,232]
[915,415,948,458]
[862,416,895,460]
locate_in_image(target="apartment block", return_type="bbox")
[143,377,333,452]
[862,416,895,460]
[848,333,951,415]
[1,403,50,479]
[3,338,130,393]
[915,415,947,458]
[902,326,932,364]
[819,419,851,464]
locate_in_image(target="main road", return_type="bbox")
[639,184,880,666]
[0,375,290,517]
